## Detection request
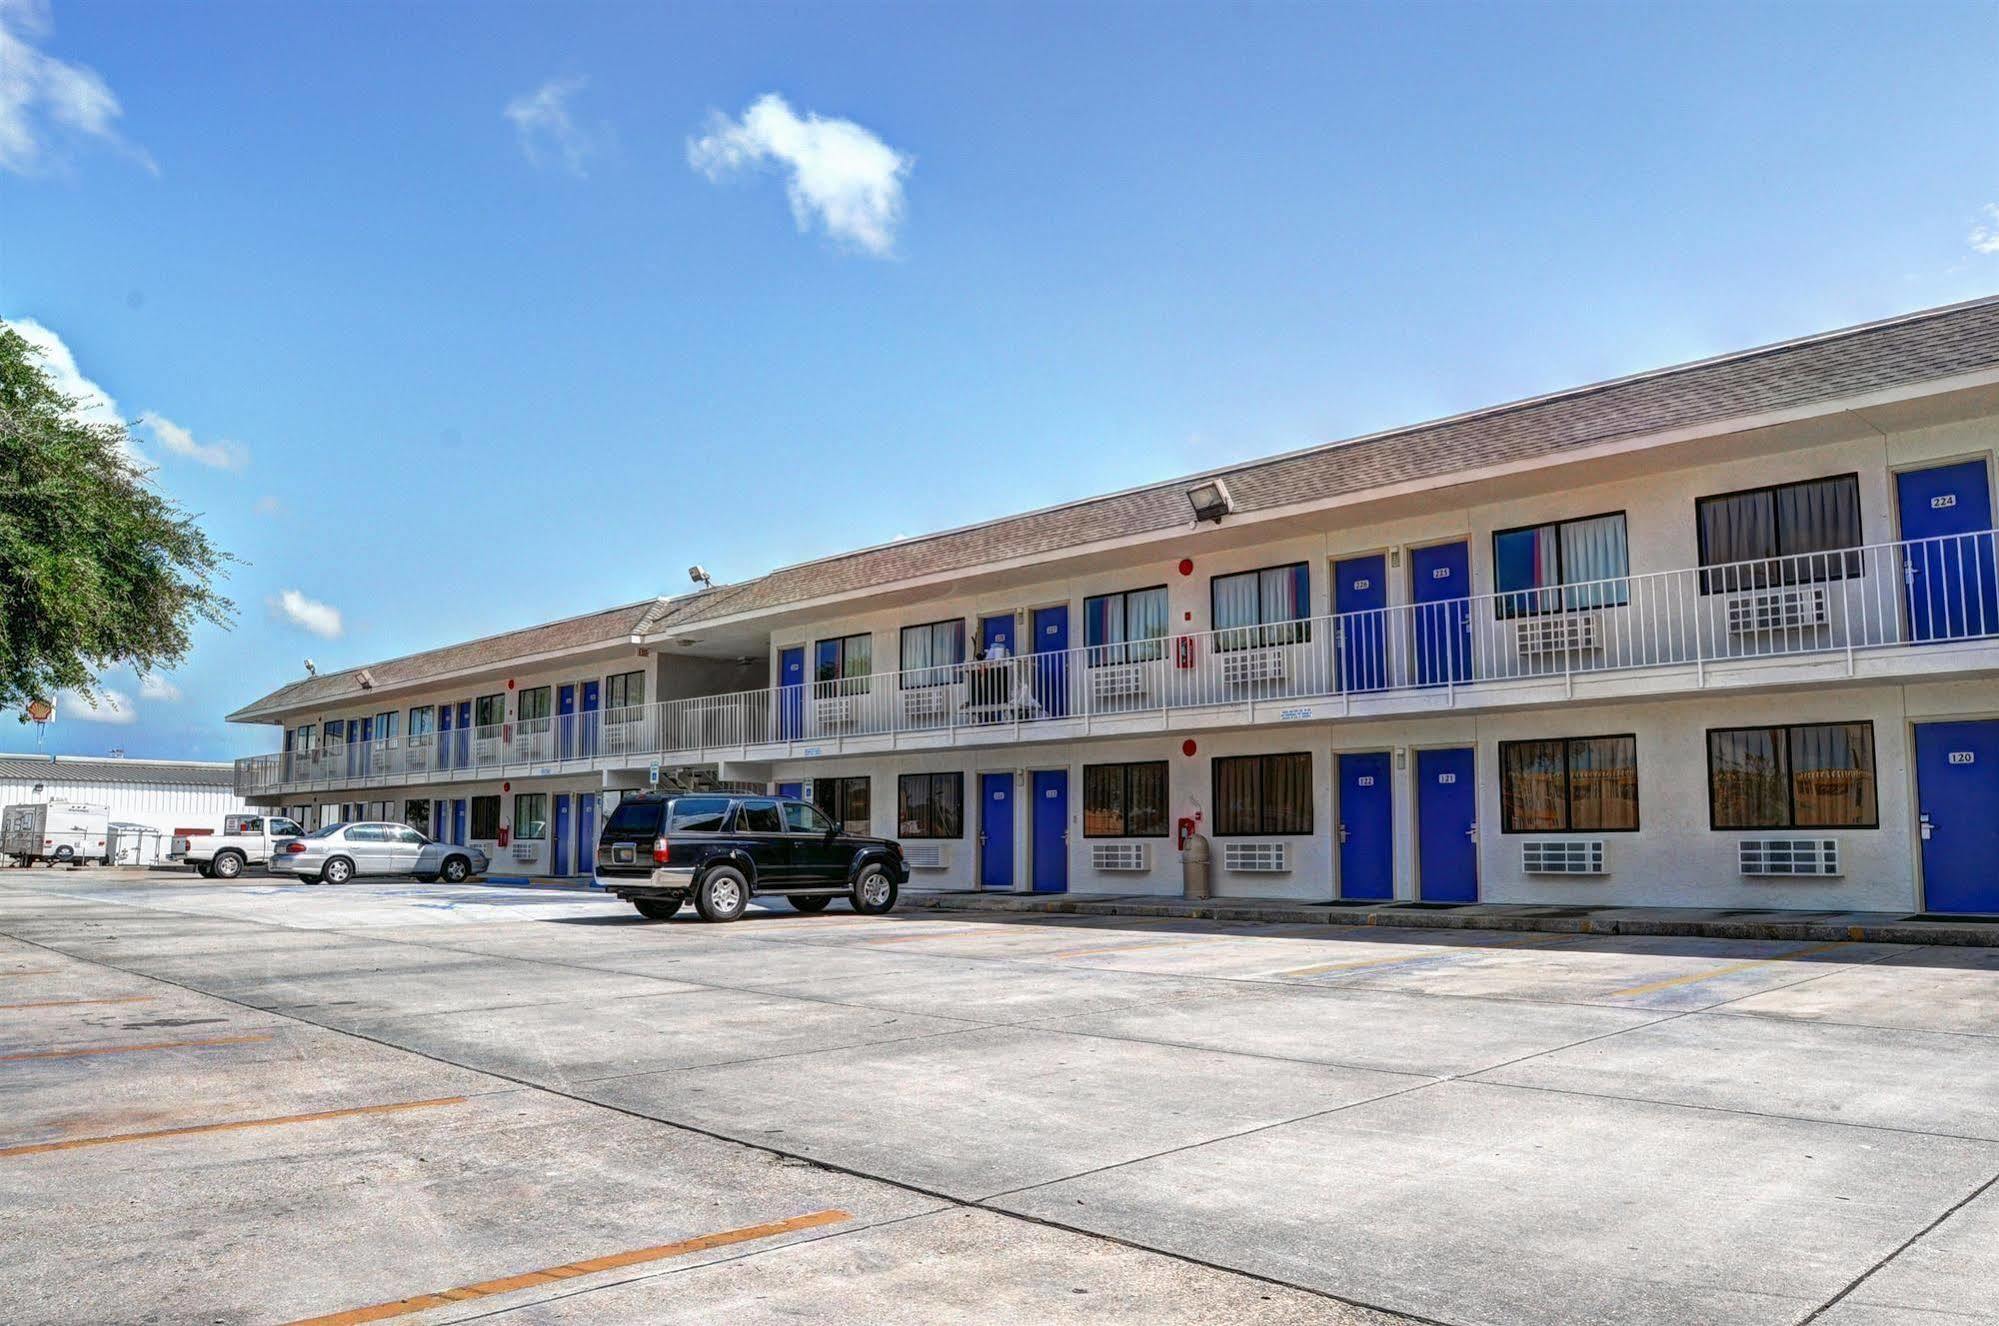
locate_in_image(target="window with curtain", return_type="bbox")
[406,707,433,738]
[604,670,644,724]
[1212,753,1314,835]
[516,688,550,723]
[474,694,505,729]
[1084,586,1170,664]
[816,634,873,696]
[1083,761,1170,836]
[899,620,966,688]
[374,711,400,741]
[1708,722,1876,829]
[897,773,963,838]
[1499,735,1639,832]
[1211,564,1312,649]
[513,793,548,839]
[1696,475,1863,592]
[1493,513,1630,618]
[812,776,872,834]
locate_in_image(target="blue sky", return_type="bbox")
[3,0,1997,761]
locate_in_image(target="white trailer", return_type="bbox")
[3,801,113,866]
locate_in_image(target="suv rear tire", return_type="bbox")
[695,867,749,922]
[211,851,244,880]
[787,895,831,914]
[634,897,682,921]
[851,863,898,915]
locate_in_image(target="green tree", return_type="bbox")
[0,324,233,716]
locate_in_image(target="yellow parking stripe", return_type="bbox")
[1274,931,1571,979]
[281,1209,853,1325]
[0,1034,272,1062]
[1607,941,1852,999]
[0,1095,464,1159]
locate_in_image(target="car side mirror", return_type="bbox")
[824,824,841,840]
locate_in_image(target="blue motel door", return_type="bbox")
[1897,460,1999,643]
[778,647,805,740]
[1032,607,1069,717]
[1336,555,1387,691]
[576,793,597,876]
[1411,541,1472,686]
[451,799,468,847]
[980,772,1014,889]
[1337,751,1393,900]
[1915,721,1999,913]
[552,795,571,876]
[1417,747,1478,902]
[557,685,576,759]
[1031,769,1068,892]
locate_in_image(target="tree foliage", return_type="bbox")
[0,324,234,715]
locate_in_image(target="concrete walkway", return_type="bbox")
[907,889,1999,947]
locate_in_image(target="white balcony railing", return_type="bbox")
[235,528,1999,796]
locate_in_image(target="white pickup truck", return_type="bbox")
[175,813,306,879]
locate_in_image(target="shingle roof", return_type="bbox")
[663,293,1999,625]
[0,755,238,788]
[227,599,666,722]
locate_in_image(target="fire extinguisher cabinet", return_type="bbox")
[1181,832,1211,900]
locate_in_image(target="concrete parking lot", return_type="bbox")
[3,868,1998,1325]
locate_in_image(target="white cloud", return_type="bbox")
[138,410,249,470]
[0,0,152,176]
[505,75,598,176]
[138,673,180,701]
[4,316,118,426]
[273,589,343,639]
[56,686,136,724]
[1972,205,1999,256]
[688,93,911,256]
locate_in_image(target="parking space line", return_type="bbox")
[0,1095,465,1159]
[0,1033,273,1062]
[0,969,58,978]
[1050,937,1208,960]
[0,995,156,1010]
[280,1208,853,1326]
[1273,931,1573,979]
[1607,941,1853,999]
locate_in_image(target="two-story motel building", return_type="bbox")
[230,296,1999,913]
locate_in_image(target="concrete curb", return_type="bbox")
[902,891,1999,948]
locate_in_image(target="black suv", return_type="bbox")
[593,792,909,922]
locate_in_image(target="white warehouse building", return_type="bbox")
[0,754,248,864]
[229,296,1999,914]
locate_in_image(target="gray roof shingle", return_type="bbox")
[0,756,238,788]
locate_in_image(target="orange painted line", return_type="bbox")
[1607,941,1853,999]
[0,995,155,1010]
[0,1033,272,1062]
[0,1095,464,1160]
[281,1208,853,1326]
[1273,931,1571,979]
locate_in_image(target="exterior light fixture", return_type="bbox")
[1186,478,1233,525]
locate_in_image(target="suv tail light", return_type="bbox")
[653,835,670,865]
[286,842,307,854]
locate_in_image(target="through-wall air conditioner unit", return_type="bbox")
[1738,838,1840,877]
[815,695,858,728]
[1090,842,1151,872]
[902,843,953,870]
[1516,616,1598,656]
[902,688,949,724]
[1728,587,1828,634]
[511,841,538,863]
[1221,649,1287,686]
[1521,840,1606,875]
[1222,841,1289,873]
[1090,663,1148,702]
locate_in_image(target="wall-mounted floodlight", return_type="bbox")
[1187,478,1233,525]
[688,565,714,589]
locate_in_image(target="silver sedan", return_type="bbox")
[269,822,489,885]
